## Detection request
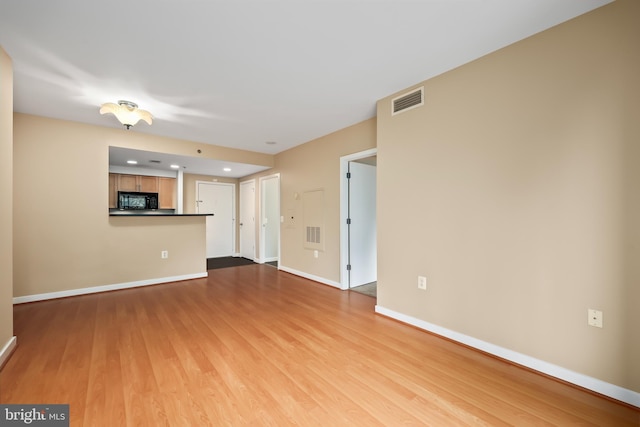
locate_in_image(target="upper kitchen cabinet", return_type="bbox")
[118,174,159,192]
[158,177,177,209]
[109,173,176,210]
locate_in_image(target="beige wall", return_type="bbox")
[13,114,266,297]
[377,0,639,392]
[0,47,14,362]
[245,118,376,282]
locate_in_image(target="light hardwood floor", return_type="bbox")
[1,265,638,426]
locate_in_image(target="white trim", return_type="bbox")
[279,265,342,289]
[13,272,208,305]
[259,173,281,268]
[0,336,17,369]
[375,305,640,408]
[239,179,256,261]
[340,148,377,290]
[176,169,184,214]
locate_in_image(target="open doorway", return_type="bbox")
[340,149,377,296]
[239,179,256,261]
[259,174,280,267]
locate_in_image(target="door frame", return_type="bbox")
[196,180,236,258]
[259,173,281,265]
[239,179,256,261]
[340,148,377,290]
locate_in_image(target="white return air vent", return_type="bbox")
[391,87,424,115]
[306,226,321,244]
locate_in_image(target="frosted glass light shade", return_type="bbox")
[100,100,153,129]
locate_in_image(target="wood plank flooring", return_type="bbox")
[1,265,638,426]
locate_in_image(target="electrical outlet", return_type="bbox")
[417,276,427,290]
[588,309,603,328]
[161,250,169,259]
[314,250,318,258]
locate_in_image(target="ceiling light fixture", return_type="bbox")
[170,164,180,169]
[99,100,153,130]
[126,160,138,164]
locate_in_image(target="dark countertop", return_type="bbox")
[110,213,212,217]
[109,210,212,217]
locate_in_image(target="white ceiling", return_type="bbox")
[0,0,610,162]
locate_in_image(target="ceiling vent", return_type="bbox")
[392,87,424,115]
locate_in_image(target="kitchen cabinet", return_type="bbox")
[117,174,159,192]
[108,173,117,208]
[109,173,176,209]
[158,177,177,209]
[139,175,159,192]
[117,174,137,192]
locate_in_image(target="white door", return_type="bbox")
[197,181,235,258]
[349,161,377,288]
[239,180,255,260]
[260,174,280,263]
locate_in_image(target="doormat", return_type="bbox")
[207,256,256,270]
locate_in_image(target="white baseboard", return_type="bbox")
[13,272,208,304]
[279,265,342,289]
[0,336,17,369]
[375,305,640,408]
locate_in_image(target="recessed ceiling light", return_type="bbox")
[265,141,277,145]
[223,167,231,172]
[127,160,138,164]
[170,164,180,169]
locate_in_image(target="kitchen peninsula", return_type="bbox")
[109,211,212,216]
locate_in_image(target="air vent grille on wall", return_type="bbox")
[392,87,424,115]
[303,189,325,250]
[306,226,321,244]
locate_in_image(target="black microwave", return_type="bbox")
[118,192,159,210]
